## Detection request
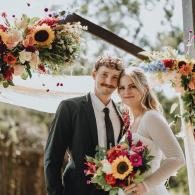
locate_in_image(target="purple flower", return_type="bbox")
[0,41,6,54]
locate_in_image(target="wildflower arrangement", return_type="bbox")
[84,111,154,195]
[139,31,195,127]
[0,12,86,88]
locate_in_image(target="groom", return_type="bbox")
[44,55,125,195]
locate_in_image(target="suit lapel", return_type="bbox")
[82,93,98,147]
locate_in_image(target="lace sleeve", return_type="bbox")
[142,111,185,190]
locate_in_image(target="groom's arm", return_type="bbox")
[44,100,72,195]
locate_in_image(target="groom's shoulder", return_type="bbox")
[60,95,86,105]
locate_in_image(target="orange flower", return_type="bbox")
[179,63,193,76]
[107,143,128,157]
[188,76,195,90]
[23,34,36,47]
[3,53,17,65]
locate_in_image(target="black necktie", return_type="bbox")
[103,107,115,149]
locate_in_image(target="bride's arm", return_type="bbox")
[142,110,185,191]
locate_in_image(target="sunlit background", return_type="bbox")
[0,0,189,195]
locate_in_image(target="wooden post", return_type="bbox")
[178,93,195,195]
[182,1,195,194]
[182,0,195,57]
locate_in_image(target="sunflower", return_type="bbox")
[31,24,55,47]
[111,156,133,180]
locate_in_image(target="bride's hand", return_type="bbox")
[124,182,146,195]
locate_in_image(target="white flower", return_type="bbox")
[29,52,41,68]
[118,188,126,195]
[19,50,32,64]
[101,159,112,174]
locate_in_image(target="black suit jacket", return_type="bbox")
[44,93,125,195]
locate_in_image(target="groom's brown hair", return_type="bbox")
[94,55,124,73]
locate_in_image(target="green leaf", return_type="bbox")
[2,81,9,88]
[170,103,178,114]
[20,72,28,80]
[109,189,118,195]
[8,80,15,86]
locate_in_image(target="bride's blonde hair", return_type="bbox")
[120,67,162,112]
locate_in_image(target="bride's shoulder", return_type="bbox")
[142,110,164,122]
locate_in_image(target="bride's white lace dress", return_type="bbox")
[121,110,185,195]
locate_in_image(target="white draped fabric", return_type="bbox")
[0,74,94,113]
[0,74,121,113]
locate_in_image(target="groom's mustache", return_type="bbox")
[101,84,115,89]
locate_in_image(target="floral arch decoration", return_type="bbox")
[0,11,86,88]
[138,32,195,129]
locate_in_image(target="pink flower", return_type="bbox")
[131,144,145,153]
[122,111,130,131]
[129,153,142,167]
[1,12,7,18]
[37,17,59,27]
[127,130,132,147]
[84,162,97,175]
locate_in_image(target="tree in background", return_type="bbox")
[53,0,183,75]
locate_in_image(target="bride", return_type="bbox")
[117,67,185,195]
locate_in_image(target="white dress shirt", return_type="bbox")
[90,92,121,148]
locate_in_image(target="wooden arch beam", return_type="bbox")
[63,13,148,60]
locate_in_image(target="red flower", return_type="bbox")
[136,140,143,147]
[105,174,116,186]
[107,144,129,163]
[161,59,176,69]
[3,53,17,65]
[38,64,46,73]
[3,67,14,80]
[129,153,142,167]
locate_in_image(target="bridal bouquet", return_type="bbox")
[0,11,86,87]
[84,130,154,195]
